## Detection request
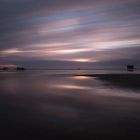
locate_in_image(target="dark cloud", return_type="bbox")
[0,0,140,68]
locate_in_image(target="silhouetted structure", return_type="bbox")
[2,67,9,71]
[127,65,135,72]
[16,67,25,71]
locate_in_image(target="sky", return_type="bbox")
[0,0,140,69]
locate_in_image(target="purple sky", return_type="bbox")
[0,0,140,69]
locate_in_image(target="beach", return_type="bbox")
[0,70,140,140]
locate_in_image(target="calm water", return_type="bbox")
[0,70,140,140]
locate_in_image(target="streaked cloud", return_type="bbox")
[0,0,140,68]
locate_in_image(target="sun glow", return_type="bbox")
[51,48,91,54]
[72,59,92,62]
[2,48,22,55]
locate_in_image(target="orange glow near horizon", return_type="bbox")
[51,48,92,54]
[0,64,17,68]
[73,59,89,62]
[2,48,22,55]
[71,59,97,62]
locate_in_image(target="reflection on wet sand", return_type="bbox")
[76,74,140,90]
[53,84,92,90]
[0,71,140,140]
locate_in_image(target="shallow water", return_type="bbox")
[0,70,140,140]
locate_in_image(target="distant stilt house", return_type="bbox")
[16,67,25,71]
[0,65,25,71]
[127,65,135,72]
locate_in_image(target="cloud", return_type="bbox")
[0,0,140,68]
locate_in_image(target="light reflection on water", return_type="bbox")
[70,75,92,80]
[0,70,140,139]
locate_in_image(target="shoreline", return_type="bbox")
[75,74,140,90]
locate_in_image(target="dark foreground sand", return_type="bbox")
[0,73,140,140]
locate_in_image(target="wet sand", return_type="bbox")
[0,72,140,140]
